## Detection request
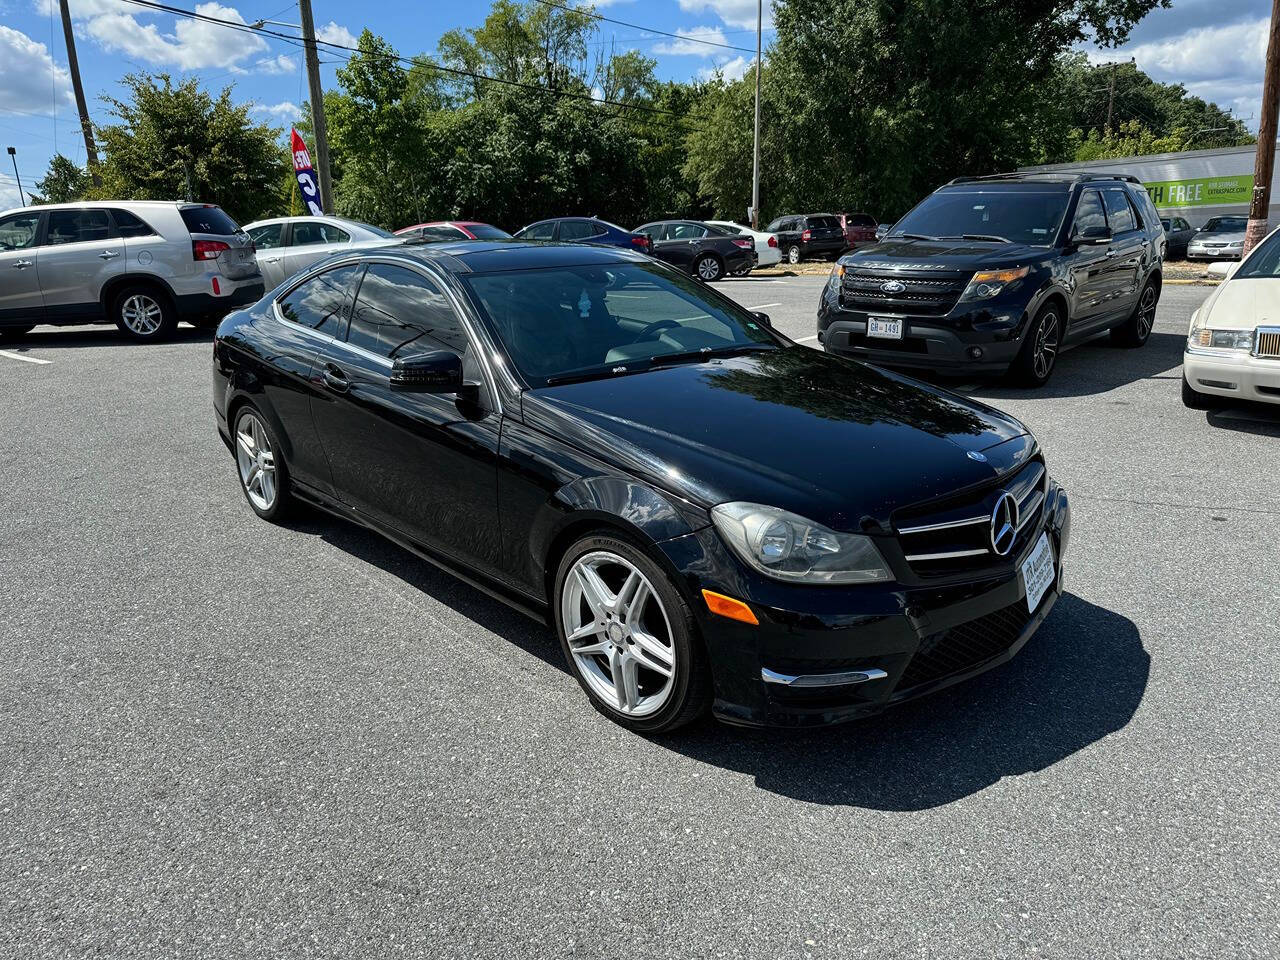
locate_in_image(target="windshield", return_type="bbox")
[462,262,779,386]
[1235,230,1280,279]
[890,186,1070,246]
[1202,217,1247,233]
[467,224,513,240]
[351,221,395,238]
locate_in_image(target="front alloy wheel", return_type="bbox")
[1011,304,1061,387]
[695,255,723,282]
[555,535,710,732]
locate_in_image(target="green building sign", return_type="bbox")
[1144,174,1253,209]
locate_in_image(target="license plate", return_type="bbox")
[1021,532,1055,614]
[868,317,903,339]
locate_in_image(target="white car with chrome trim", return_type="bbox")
[1183,228,1280,409]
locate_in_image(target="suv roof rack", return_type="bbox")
[947,172,1143,186]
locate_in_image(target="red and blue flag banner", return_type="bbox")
[290,128,323,215]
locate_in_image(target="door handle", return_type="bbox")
[12,259,32,270]
[322,364,350,393]
[98,250,120,260]
[262,256,281,263]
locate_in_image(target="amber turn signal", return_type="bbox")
[701,589,759,625]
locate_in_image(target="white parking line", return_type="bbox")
[795,334,820,343]
[0,349,51,365]
[747,302,783,310]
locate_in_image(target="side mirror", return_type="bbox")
[1076,224,1111,245]
[390,350,465,393]
[752,311,772,328]
[1206,261,1238,279]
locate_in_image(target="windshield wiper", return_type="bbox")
[893,233,937,242]
[940,234,1012,243]
[544,365,637,386]
[647,343,776,369]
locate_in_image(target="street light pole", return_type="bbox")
[7,147,24,206]
[298,0,334,215]
[1244,0,1280,258]
[750,0,761,230]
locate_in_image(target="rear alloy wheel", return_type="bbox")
[695,255,723,282]
[1011,303,1061,387]
[555,534,710,733]
[787,245,802,264]
[114,286,177,342]
[234,406,292,521]
[1112,280,1159,347]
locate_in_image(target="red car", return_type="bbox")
[395,220,512,242]
[835,212,878,250]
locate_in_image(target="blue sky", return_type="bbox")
[0,0,1271,209]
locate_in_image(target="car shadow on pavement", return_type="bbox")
[656,592,1149,811]
[4,326,215,350]
[1204,407,1280,436]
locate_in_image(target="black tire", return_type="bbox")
[1181,375,1219,410]
[694,254,724,282]
[0,325,34,342]
[786,244,802,265]
[1112,279,1159,347]
[112,284,177,341]
[553,532,712,734]
[1009,302,1063,387]
[231,403,293,522]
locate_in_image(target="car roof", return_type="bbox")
[3,200,212,216]
[948,172,1142,186]
[330,239,650,275]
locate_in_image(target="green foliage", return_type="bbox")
[90,74,282,224]
[28,153,90,205]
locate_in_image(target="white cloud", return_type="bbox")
[0,181,25,212]
[251,100,300,121]
[0,25,73,115]
[316,21,357,49]
[256,53,296,75]
[677,0,772,31]
[698,55,754,82]
[653,26,730,57]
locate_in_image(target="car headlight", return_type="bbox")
[710,502,891,584]
[1189,329,1253,350]
[959,266,1029,302]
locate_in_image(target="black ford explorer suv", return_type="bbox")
[817,174,1164,386]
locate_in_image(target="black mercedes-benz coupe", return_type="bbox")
[213,240,1070,732]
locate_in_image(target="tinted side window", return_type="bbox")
[668,223,708,240]
[277,264,361,336]
[111,209,155,238]
[46,209,111,245]
[180,206,240,235]
[808,216,839,230]
[849,214,876,227]
[1103,190,1135,233]
[1072,191,1107,237]
[522,222,556,241]
[559,220,603,241]
[292,221,350,246]
[415,225,465,241]
[635,225,661,240]
[764,219,785,232]
[348,264,469,359]
[248,224,284,249]
[0,212,41,250]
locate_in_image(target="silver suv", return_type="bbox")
[0,201,264,342]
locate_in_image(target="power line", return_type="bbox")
[116,0,707,130]
[531,0,757,53]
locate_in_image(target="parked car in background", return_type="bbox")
[835,212,879,250]
[1187,216,1248,261]
[818,173,1164,387]
[705,220,781,272]
[395,221,512,242]
[513,217,651,254]
[764,214,847,263]
[1160,216,1195,259]
[213,239,1069,732]
[635,220,754,281]
[243,216,397,288]
[1183,225,1280,409]
[0,200,262,342]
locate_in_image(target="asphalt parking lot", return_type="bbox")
[2,279,1278,959]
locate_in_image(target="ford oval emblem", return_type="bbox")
[967,450,988,463]
[881,279,906,294]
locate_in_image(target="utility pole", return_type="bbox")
[1104,62,1116,133]
[59,0,100,185]
[7,148,24,206]
[747,0,757,231]
[1244,0,1280,258]
[298,0,334,214]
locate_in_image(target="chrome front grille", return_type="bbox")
[840,270,969,317]
[895,460,1047,576]
[1255,327,1280,360]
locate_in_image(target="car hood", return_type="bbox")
[846,237,1044,271]
[521,347,1032,531]
[1201,278,1280,331]
[1192,232,1246,243]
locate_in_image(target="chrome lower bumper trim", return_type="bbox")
[761,667,889,688]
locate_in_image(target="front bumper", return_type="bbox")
[659,483,1071,728]
[1184,349,1280,405]
[1187,246,1243,261]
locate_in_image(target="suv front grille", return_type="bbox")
[894,459,1047,577]
[897,600,1033,691]
[841,270,969,317]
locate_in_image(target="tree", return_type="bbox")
[28,153,90,205]
[91,73,283,224]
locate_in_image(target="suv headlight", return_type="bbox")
[711,502,890,584]
[959,266,1028,302]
